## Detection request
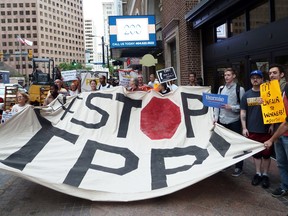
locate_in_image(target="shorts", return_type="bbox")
[248,132,273,159]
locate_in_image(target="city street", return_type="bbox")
[0,157,287,216]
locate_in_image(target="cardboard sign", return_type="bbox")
[260,80,286,124]
[118,69,139,87]
[156,67,177,83]
[202,93,228,108]
[61,70,77,81]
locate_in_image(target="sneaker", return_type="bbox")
[231,168,243,177]
[272,187,288,198]
[251,174,262,186]
[261,175,270,188]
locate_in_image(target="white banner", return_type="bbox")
[118,69,139,87]
[0,86,264,201]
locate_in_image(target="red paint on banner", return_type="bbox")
[141,97,181,140]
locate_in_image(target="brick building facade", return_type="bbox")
[161,0,202,85]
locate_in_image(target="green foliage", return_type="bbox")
[58,62,84,70]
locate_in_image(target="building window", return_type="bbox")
[250,1,270,30]
[275,0,288,21]
[231,13,246,36]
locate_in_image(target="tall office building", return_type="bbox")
[0,0,85,77]
[84,19,98,64]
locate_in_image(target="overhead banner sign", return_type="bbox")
[260,80,286,124]
[0,86,264,201]
[109,15,156,48]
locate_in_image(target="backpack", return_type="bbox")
[219,83,241,104]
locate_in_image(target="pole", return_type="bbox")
[20,43,23,75]
[101,36,105,65]
[17,41,20,74]
[106,45,109,71]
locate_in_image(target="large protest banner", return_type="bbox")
[0,86,264,201]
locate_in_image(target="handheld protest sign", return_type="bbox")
[260,80,286,124]
[156,67,177,83]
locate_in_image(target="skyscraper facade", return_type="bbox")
[0,0,85,77]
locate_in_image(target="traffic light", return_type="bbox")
[28,49,33,59]
[72,60,77,66]
[0,51,3,59]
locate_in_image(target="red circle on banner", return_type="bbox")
[140,97,181,140]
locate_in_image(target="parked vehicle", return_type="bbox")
[28,58,55,105]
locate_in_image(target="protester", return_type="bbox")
[98,75,111,90]
[147,74,159,89]
[44,84,59,106]
[188,72,198,86]
[69,81,80,96]
[214,68,245,176]
[263,63,288,198]
[158,82,171,95]
[240,70,273,188]
[127,77,140,91]
[10,91,31,114]
[138,75,151,91]
[54,79,68,96]
[90,80,97,91]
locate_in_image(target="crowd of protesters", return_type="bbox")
[213,64,288,199]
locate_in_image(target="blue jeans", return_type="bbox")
[275,135,288,190]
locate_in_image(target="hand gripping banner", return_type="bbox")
[0,86,264,201]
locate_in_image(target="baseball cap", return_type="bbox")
[250,70,263,78]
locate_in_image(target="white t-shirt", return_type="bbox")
[148,80,159,88]
[98,83,112,90]
[11,104,30,115]
[69,89,79,96]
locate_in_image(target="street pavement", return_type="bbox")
[0,157,287,216]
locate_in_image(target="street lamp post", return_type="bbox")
[87,34,105,65]
[101,36,105,66]
[106,44,109,70]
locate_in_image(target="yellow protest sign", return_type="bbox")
[260,80,286,124]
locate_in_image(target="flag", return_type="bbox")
[16,35,33,46]
[23,38,33,46]
[17,35,25,45]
